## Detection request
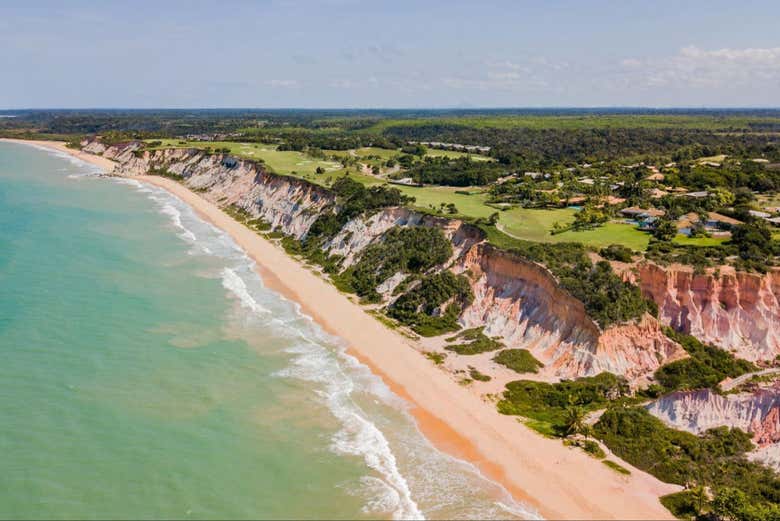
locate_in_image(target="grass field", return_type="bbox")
[394,185,495,218]
[324,147,400,161]
[672,235,729,247]
[499,208,651,250]
[143,139,384,186]
[146,139,343,177]
[391,186,651,250]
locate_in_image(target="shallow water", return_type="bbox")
[0,141,538,520]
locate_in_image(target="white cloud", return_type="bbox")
[617,45,780,90]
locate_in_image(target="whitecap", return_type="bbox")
[159,203,197,242]
[221,268,270,315]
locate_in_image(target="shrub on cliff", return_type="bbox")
[558,260,656,328]
[479,229,657,328]
[343,226,453,302]
[653,328,756,392]
[387,271,473,336]
[308,177,415,239]
[594,406,780,513]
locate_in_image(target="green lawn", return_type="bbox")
[394,185,495,218]
[672,235,729,247]
[145,140,343,177]
[389,187,650,250]
[500,208,650,250]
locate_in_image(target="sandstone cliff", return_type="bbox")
[95,140,684,382]
[454,244,684,380]
[647,384,780,471]
[629,263,780,362]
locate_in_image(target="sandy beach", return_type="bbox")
[4,138,679,520]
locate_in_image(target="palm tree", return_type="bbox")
[563,405,589,437]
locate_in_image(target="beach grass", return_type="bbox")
[602,460,631,475]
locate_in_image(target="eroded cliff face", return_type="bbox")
[94,140,683,382]
[454,245,685,380]
[103,143,335,239]
[647,385,780,471]
[325,207,482,268]
[630,263,780,362]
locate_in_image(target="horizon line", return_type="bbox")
[3,106,780,112]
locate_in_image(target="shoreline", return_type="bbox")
[3,138,679,520]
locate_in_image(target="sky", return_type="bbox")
[1,0,779,109]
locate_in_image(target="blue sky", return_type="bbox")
[1,0,779,108]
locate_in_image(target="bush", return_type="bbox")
[600,244,634,262]
[654,328,756,392]
[343,226,453,301]
[594,406,780,509]
[468,366,492,382]
[493,349,544,373]
[445,327,504,354]
[308,177,414,239]
[387,271,473,336]
[497,373,630,436]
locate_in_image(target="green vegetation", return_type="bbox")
[366,113,780,132]
[497,373,630,436]
[672,235,729,247]
[602,460,631,475]
[444,327,504,355]
[387,271,473,336]
[599,244,635,262]
[144,139,346,179]
[333,225,451,302]
[424,352,446,365]
[493,349,544,374]
[468,366,492,382]
[308,177,413,240]
[477,228,657,328]
[652,328,757,393]
[565,438,606,459]
[400,157,505,186]
[496,207,650,251]
[425,148,492,161]
[594,407,780,515]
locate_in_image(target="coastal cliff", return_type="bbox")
[647,383,780,471]
[454,244,683,380]
[629,263,780,362]
[93,140,683,382]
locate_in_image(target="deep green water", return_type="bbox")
[0,142,537,520]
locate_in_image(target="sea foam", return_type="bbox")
[108,175,540,520]
[221,268,270,315]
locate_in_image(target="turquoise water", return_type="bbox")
[0,142,537,520]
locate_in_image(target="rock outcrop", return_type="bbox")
[101,144,335,239]
[455,244,685,380]
[95,140,685,382]
[647,384,780,471]
[630,263,780,361]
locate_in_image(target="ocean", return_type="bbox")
[0,141,538,520]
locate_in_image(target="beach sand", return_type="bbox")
[3,138,679,520]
